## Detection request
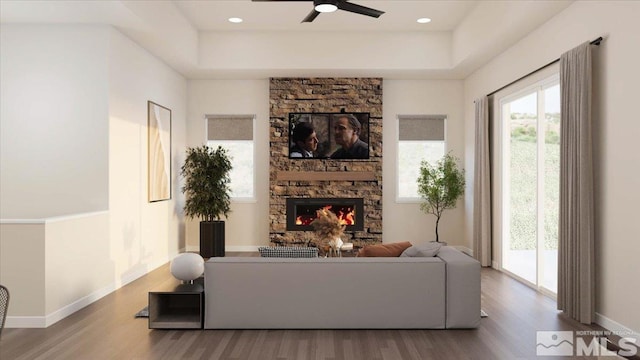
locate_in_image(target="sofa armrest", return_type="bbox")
[437,246,481,328]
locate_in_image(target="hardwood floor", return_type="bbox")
[0,252,609,360]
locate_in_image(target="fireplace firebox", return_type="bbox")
[286,198,364,231]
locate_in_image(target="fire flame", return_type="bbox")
[341,210,355,226]
[296,204,355,226]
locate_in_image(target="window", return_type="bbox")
[498,75,559,296]
[397,115,446,200]
[206,115,255,200]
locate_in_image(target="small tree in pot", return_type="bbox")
[181,145,232,257]
[417,153,465,243]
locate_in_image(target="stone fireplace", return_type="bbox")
[269,78,383,249]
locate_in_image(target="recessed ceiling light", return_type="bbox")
[417,18,432,24]
[228,17,243,23]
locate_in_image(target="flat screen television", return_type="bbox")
[288,112,370,159]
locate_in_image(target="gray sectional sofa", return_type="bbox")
[204,246,480,329]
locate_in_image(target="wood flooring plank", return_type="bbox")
[342,338,355,360]
[204,330,234,360]
[276,329,296,359]
[296,338,310,360]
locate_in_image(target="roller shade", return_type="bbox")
[398,115,446,141]
[206,115,254,141]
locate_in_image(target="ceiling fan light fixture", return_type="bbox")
[314,0,338,13]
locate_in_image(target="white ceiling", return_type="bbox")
[173,0,477,32]
[0,0,574,79]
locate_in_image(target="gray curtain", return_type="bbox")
[557,42,595,324]
[473,96,492,266]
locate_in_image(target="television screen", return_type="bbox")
[288,112,370,159]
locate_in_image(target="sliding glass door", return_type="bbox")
[500,76,559,295]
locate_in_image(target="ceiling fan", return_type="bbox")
[252,0,385,23]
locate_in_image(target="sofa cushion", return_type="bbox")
[358,241,412,257]
[400,242,443,257]
[258,246,318,258]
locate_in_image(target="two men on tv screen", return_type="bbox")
[290,114,369,159]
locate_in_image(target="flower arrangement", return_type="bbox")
[310,208,345,248]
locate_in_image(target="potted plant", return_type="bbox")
[181,145,232,257]
[417,153,465,243]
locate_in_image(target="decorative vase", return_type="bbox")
[329,237,343,250]
[170,253,204,283]
[327,237,343,257]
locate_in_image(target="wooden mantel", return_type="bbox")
[276,171,376,182]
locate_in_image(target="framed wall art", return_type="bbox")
[148,101,172,202]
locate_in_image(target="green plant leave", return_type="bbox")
[181,145,233,222]
[417,152,465,242]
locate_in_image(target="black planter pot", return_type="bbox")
[200,221,225,258]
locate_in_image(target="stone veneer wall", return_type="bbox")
[269,78,382,249]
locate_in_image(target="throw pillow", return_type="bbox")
[400,242,443,257]
[258,246,318,258]
[358,241,412,257]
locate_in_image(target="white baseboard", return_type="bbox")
[596,312,640,341]
[44,282,116,327]
[5,257,171,328]
[6,282,115,329]
[119,259,165,288]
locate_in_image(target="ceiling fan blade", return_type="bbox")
[337,1,385,18]
[302,9,320,23]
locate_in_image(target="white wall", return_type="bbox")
[186,80,270,250]
[0,25,109,218]
[382,80,466,247]
[45,212,111,317]
[108,28,187,284]
[198,32,451,76]
[451,1,572,75]
[0,24,187,327]
[463,1,640,334]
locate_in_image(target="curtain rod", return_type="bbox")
[484,36,603,98]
